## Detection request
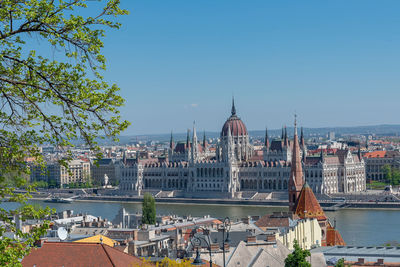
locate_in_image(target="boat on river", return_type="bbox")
[44,196,74,203]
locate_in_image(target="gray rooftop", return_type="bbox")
[311,245,400,264]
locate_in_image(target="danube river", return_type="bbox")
[3,200,400,247]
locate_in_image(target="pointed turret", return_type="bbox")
[203,131,207,149]
[231,97,236,116]
[358,145,362,161]
[284,126,288,147]
[186,129,191,151]
[191,121,198,162]
[170,131,174,150]
[288,115,305,212]
[300,127,305,148]
[264,127,270,150]
[281,127,284,140]
[192,122,198,145]
[300,127,307,159]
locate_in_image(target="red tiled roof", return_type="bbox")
[363,151,387,158]
[294,183,327,221]
[22,242,148,267]
[255,214,290,229]
[325,224,346,246]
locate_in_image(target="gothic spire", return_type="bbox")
[203,131,206,149]
[288,114,304,212]
[281,127,284,139]
[231,96,236,116]
[284,126,288,147]
[191,121,198,162]
[265,127,270,149]
[192,121,197,144]
[300,127,305,148]
[170,131,174,150]
[358,144,362,161]
[186,129,191,150]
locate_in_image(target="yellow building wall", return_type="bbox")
[276,218,322,250]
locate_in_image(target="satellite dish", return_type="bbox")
[57,227,68,241]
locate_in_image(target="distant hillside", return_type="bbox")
[69,124,400,145]
[125,124,400,144]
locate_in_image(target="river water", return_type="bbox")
[3,200,399,247]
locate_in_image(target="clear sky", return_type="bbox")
[98,0,400,135]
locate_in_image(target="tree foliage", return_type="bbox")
[0,0,129,265]
[284,239,311,267]
[335,258,345,267]
[142,193,156,225]
[140,257,192,267]
[382,164,400,186]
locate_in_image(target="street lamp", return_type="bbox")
[192,248,203,265]
[218,217,231,267]
[190,227,213,267]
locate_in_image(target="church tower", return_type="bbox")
[288,115,305,212]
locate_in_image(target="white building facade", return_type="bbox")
[119,100,366,197]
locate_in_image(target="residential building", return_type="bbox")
[60,159,90,185]
[363,150,400,181]
[255,212,322,250]
[30,159,91,187]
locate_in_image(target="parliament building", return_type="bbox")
[119,100,366,198]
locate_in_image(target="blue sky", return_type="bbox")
[97,0,400,135]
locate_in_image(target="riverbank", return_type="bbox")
[29,195,400,210]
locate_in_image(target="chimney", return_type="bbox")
[224,243,230,251]
[133,229,138,241]
[34,238,47,247]
[210,243,219,252]
[247,236,257,243]
[266,234,276,242]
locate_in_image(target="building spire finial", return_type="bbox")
[231,96,236,116]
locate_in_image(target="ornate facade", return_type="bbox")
[119,100,366,197]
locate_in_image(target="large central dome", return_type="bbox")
[221,99,248,137]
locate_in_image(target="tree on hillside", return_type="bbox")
[0,0,129,265]
[284,239,311,267]
[142,193,156,225]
